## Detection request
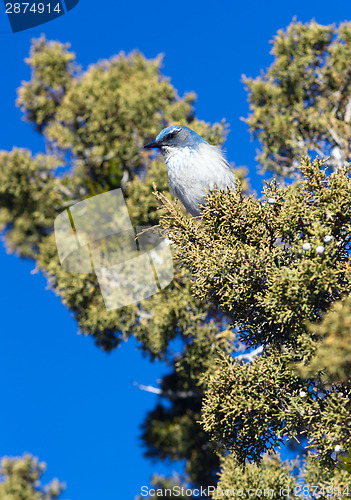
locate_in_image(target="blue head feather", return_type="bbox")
[144,126,208,150]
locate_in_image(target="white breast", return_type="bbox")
[164,144,236,216]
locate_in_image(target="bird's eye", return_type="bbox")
[167,132,175,139]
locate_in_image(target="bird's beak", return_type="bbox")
[144,139,160,149]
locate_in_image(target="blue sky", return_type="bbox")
[0,1,350,499]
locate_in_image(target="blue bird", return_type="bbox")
[144,126,236,216]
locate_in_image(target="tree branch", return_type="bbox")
[234,345,264,363]
[133,381,200,399]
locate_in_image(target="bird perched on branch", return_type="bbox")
[144,126,236,216]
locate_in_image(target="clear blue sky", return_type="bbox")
[0,1,349,499]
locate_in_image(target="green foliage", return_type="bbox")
[0,454,64,500]
[0,149,64,257]
[17,37,78,130]
[156,158,351,471]
[214,453,298,500]
[156,158,351,348]
[215,452,351,500]
[202,348,351,468]
[244,20,351,175]
[298,296,351,385]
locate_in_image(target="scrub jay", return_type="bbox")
[144,126,236,216]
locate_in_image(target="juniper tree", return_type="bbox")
[0,454,65,500]
[244,20,351,175]
[2,22,351,499]
[0,36,244,489]
[155,157,351,498]
[152,19,351,498]
[155,155,351,453]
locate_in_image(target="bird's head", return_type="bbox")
[144,126,208,152]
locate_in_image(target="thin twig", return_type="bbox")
[133,381,200,399]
